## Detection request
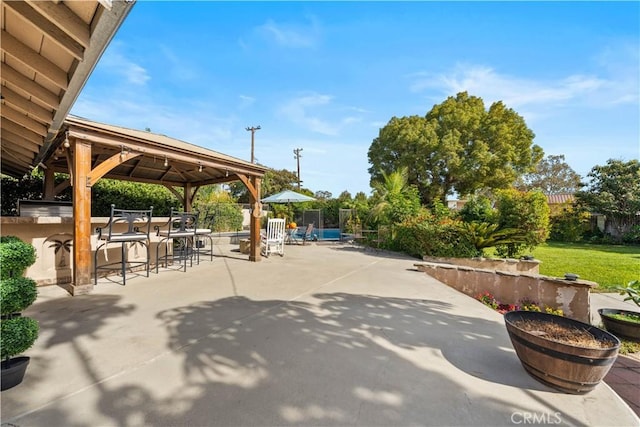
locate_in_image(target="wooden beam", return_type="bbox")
[2,115,46,147]
[236,173,258,199]
[1,30,69,90]
[26,1,91,48]
[53,178,71,196]
[72,138,93,294]
[163,185,185,207]
[87,151,143,186]
[4,1,85,60]
[1,147,33,168]
[67,129,264,177]
[1,64,61,109]
[1,130,40,154]
[1,85,53,123]
[2,103,48,136]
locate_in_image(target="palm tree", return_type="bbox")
[369,167,419,225]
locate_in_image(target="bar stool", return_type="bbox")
[94,205,153,285]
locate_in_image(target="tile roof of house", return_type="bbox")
[547,194,575,204]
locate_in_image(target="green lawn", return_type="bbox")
[530,242,640,292]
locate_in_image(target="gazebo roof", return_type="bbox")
[51,115,267,187]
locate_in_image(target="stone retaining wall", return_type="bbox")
[422,256,540,274]
[415,261,596,323]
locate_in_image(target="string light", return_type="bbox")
[164,156,168,167]
[63,132,70,148]
[120,145,126,160]
[225,169,229,177]
[198,163,203,173]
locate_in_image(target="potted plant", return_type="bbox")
[598,280,640,341]
[0,236,39,391]
[504,310,620,394]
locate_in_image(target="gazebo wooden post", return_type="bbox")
[43,167,55,200]
[71,138,94,295]
[184,182,192,212]
[249,176,262,262]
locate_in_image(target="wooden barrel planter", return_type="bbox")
[504,311,620,394]
[598,308,640,341]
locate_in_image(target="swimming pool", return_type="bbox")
[293,227,342,241]
[314,228,341,241]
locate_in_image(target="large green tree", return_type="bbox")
[516,154,582,194]
[368,92,543,205]
[575,159,640,239]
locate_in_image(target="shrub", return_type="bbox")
[0,236,37,279]
[199,202,243,232]
[92,179,178,216]
[459,195,496,224]
[456,222,526,257]
[0,237,39,362]
[494,189,550,258]
[392,214,477,258]
[0,277,37,315]
[549,206,590,242]
[0,317,39,360]
[622,225,640,245]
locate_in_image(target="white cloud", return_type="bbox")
[410,65,607,109]
[277,93,339,136]
[239,95,256,109]
[100,44,150,86]
[257,17,320,48]
[410,47,639,113]
[159,44,199,81]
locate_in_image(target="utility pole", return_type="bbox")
[245,125,261,163]
[293,148,303,190]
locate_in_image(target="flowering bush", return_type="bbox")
[519,297,542,312]
[545,307,564,316]
[476,292,498,309]
[475,292,563,316]
[497,303,517,314]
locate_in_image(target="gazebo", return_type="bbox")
[1,0,267,295]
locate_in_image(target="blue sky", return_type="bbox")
[72,1,639,198]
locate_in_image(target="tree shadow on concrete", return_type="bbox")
[3,291,592,426]
[1,292,136,425]
[89,293,583,426]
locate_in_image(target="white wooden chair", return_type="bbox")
[261,218,286,257]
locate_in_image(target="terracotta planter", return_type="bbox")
[1,356,30,391]
[504,311,620,394]
[598,308,640,341]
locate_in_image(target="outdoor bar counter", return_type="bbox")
[1,216,177,286]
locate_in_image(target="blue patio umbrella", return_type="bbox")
[261,190,316,227]
[261,190,316,203]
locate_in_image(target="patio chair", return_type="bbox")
[301,222,316,245]
[194,207,215,263]
[155,208,198,272]
[261,218,286,257]
[94,204,153,286]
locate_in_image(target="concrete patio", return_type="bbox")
[1,242,638,426]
